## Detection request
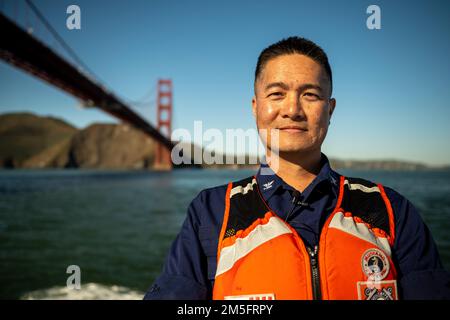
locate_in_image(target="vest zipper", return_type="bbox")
[307,245,322,300]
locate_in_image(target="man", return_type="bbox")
[145,37,450,300]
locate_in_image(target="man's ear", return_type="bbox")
[328,98,336,118]
[252,96,257,118]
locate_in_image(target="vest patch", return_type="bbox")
[224,293,276,300]
[357,280,398,300]
[361,248,390,281]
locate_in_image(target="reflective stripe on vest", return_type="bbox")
[212,175,398,300]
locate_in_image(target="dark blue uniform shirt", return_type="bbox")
[145,154,450,299]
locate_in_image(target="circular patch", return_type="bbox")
[361,248,390,281]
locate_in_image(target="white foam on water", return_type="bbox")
[20,283,145,300]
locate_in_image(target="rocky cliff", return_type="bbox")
[66,123,154,169]
[0,113,155,169]
[0,112,77,168]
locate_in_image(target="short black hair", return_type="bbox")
[255,36,333,95]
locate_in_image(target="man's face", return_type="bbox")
[252,54,336,154]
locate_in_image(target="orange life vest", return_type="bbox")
[212,175,398,300]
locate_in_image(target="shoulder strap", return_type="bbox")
[221,176,269,240]
[340,177,395,242]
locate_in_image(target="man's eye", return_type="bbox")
[304,92,320,99]
[268,92,283,98]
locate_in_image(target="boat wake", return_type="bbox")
[20,283,144,300]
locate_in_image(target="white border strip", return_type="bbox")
[230,178,257,198]
[216,217,292,277]
[344,180,380,193]
[329,212,391,256]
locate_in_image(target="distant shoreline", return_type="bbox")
[1,112,448,171]
[1,163,449,172]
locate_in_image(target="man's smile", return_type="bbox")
[277,125,308,133]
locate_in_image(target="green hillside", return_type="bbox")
[0,112,77,168]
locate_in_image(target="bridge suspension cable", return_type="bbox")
[23,0,99,80]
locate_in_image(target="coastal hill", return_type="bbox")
[0,112,445,170]
[0,112,77,168]
[0,112,155,169]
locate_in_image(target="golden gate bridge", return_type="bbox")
[0,0,184,170]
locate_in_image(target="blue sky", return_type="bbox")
[1,0,449,165]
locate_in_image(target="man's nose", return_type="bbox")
[280,93,305,120]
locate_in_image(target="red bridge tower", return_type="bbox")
[154,79,173,170]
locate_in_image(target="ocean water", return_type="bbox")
[0,168,449,299]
